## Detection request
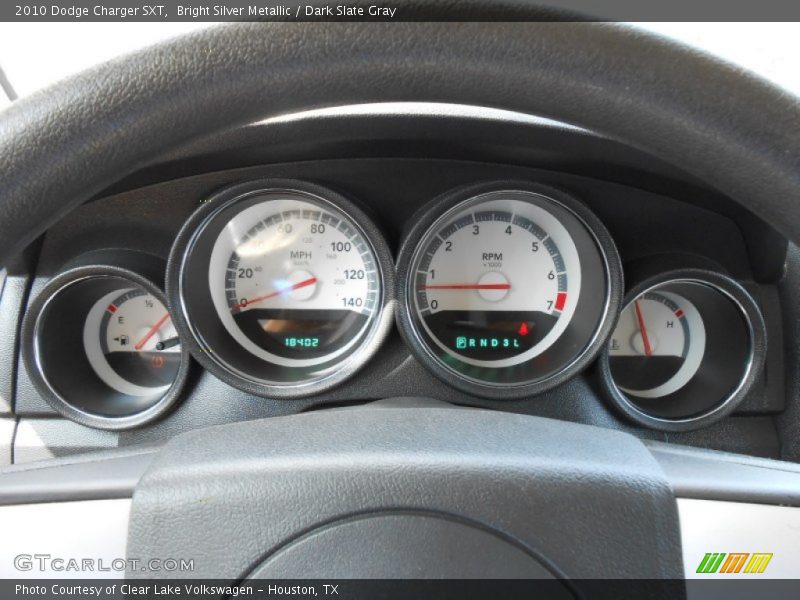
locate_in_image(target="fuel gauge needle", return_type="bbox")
[634,299,654,357]
[134,313,171,351]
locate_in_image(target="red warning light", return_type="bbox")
[518,322,530,336]
[151,355,165,369]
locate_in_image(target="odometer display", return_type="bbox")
[169,181,394,397]
[397,185,622,398]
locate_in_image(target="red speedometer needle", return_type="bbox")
[422,283,511,290]
[134,313,171,351]
[633,299,654,357]
[233,277,318,311]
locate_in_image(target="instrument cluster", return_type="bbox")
[21,179,767,433]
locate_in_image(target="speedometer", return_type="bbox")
[167,180,394,397]
[212,199,378,366]
[396,183,622,398]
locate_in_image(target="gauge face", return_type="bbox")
[609,292,705,399]
[209,199,378,367]
[170,182,394,396]
[84,289,181,396]
[413,198,580,366]
[602,272,767,430]
[398,186,621,396]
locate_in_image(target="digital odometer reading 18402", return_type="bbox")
[170,182,394,397]
[398,186,621,398]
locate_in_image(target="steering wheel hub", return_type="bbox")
[127,403,681,581]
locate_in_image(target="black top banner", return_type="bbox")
[4,0,800,22]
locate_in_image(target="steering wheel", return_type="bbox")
[2,22,799,585]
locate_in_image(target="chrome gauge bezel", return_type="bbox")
[396,181,623,399]
[21,259,191,431]
[166,179,395,399]
[599,269,767,431]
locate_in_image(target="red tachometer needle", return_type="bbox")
[422,283,511,290]
[633,299,654,357]
[134,313,171,351]
[233,277,317,311]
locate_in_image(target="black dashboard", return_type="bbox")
[0,105,792,464]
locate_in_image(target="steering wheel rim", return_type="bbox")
[0,22,799,266]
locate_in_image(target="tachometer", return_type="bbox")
[397,183,622,398]
[168,180,394,397]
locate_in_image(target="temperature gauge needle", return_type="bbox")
[134,313,171,351]
[233,277,318,311]
[634,299,654,357]
[422,283,511,290]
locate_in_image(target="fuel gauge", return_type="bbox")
[84,289,181,396]
[22,253,190,430]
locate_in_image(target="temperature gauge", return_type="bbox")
[84,289,181,396]
[602,271,767,431]
[608,291,705,399]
